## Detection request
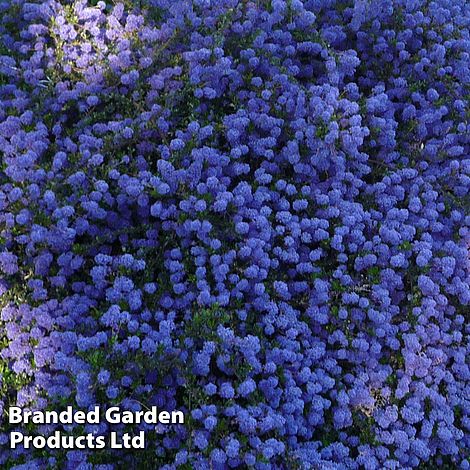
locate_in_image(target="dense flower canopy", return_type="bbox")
[0,0,469,468]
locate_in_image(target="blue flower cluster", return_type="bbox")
[0,0,469,468]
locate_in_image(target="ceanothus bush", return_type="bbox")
[0,0,469,468]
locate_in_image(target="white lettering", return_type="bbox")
[171,410,185,424]
[32,435,46,448]
[74,411,85,424]
[10,432,23,448]
[110,432,122,448]
[133,431,145,448]
[87,406,100,424]
[106,407,121,424]
[94,435,106,449]
[121,411,134,424]
[159,411,170,424]
[8,407,23,424]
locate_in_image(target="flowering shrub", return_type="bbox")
[0,0,469,468]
